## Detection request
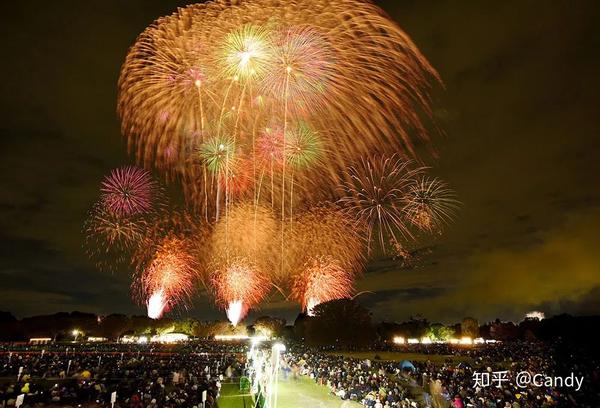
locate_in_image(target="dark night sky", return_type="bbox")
[1,1,599,324]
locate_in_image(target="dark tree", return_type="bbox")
[99,314,131,339]
[461,317,480,338]
[0,311,16,323]
[305,299,373,346]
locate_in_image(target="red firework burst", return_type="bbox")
[219,156,254,197]
[291,256,354,315]
[211,258,270,325]
[137,236,198,319]
[100,166,159,217]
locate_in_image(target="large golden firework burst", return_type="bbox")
[107,0,457,320]
[118,0,440,219]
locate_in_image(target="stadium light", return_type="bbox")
[393,336,405,344]
[251,336,265,346]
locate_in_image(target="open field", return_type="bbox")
[218,382,254,408]
[218,377,362,408]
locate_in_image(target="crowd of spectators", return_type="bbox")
[285,350,416,407]
[285,341,599,408]
[1,342,245,407]
[2,340,597,407]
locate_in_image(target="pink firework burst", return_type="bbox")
[257,126,285,168]
[100,166,158,217]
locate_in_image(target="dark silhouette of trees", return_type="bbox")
[0,311,16,323]
[461,317,479,338]
[302,299,373,346]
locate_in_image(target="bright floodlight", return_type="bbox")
[393,336,405,344]
[273,343,286,352]
[147,289,166,319]
[226,300,244,326]
[251,336,264,345]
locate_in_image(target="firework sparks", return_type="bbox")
[147,289,167,319]
[84,206,146,271]
[405,177,460,233]
[339,155,424,253]
[117,0,440,211]
[291,256,353,315]
[285,121,323,169]
[284,205,365,278]
[262,26,333,112]
[221,24,274,81]
[209,203,278,273]
[136,236,198,319]
[100,166,159,217]
[257,126,285,167]
[210,258,270,325]
[226,300,245,326]
[199,137,237,176]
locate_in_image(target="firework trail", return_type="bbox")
[291,256,354,315]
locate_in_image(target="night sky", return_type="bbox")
[1,1,599,323]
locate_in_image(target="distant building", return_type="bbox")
[29,337,52,344]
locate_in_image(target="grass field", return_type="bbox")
[217,351,467,407]
[218,377,362,408]
[278,376,362,408]
[218,382,253,408]
[327,351,474,365]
